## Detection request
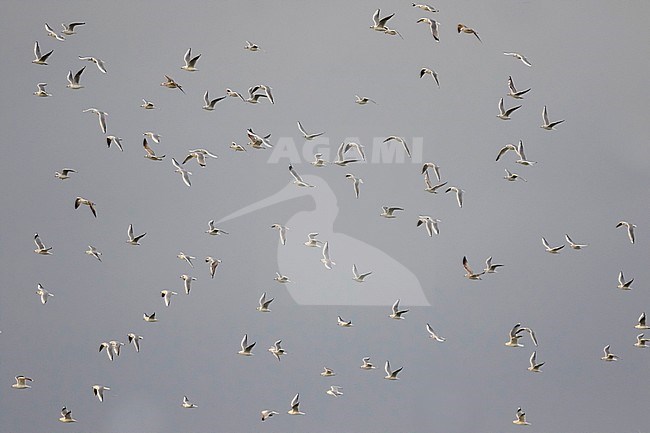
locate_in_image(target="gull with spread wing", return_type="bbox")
[507,76,530,99]
[321,241,336,269]
[426,323,446,342]
[78,56,107,73]
[352,264,372,282]
[463,256,484,280]
[297,121,324,140]
[389,299,409,319]
[289,165,314,187]
[32,41,53,65]
[181,48,201,71]
[540,105,565,130]
[34,233,53,255]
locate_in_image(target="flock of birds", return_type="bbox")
[8,3,646,431]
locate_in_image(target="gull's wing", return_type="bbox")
[288,165,304,183]
[98,112,107,133]
[322,241,330,260]
[142,138,156,156]
[431,20,440,41]
[498,98,505,115]
[66,22,85,31]
[263,86,274,104]
[495,145,514,161]
[384,360,391,375]
[504,104,522,117]
[182,153,196,165]
[510,323,521,338]
[424,219,433,236]
[172,158,182,170]
[519,54,532,67]
[193,149,218,158]
[391,299,400,314]
[348,142,366,160]
[542,106,549,125]
[508,76,517,93]
[183,48,192,65]
[297,121,308,136]
[248,85,260,97]
[241,334,248,350]
[455,189,463,207]
[210,95,226,107]
[378,12,394,27]
[336,141,346,160]
[73,67,86,83]
[461,256,472,273]
[432,71,440,87]
[524,328,538,346]
[402,138,411,158]
[372,9,380,25]
[516,141,526,160]
[34,233,45,249]
[541,237,551,249]
[188,53,201,67]
[39,47,54,61]
[95,58,107,73]
[110,136,123,151]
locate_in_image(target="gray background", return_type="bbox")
[1,1,649,432]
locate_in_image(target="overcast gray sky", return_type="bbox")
[2,1,650,432]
